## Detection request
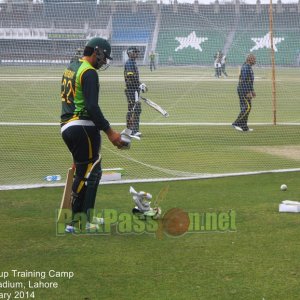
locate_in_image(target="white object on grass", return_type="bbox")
[280,184,287,191]
[282,200,300,205]
[279,203,300,213]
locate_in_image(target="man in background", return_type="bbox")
[149,50,156,71]
[232,54,256,132]
[214,51,221,78]
[220,53,228,77]
[124,46,147,137]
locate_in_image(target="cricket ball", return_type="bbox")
[280,184,287,191]
[162,208,190,236]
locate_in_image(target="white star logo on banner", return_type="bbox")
[175,31,208,52]
[250,32,284,52]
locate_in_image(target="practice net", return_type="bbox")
[1,0,300,189]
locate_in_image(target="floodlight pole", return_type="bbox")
[269,0,277,125]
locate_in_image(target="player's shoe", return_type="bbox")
[65,225,79,233]
[65,222,100,233]
[244,127,254,132]
[232,124,243,132]
[134,131,142,137]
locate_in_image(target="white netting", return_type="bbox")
[1,0,300,189]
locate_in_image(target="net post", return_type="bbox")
[269,0,277,125]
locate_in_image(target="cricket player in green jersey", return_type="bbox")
[60,37,126,233]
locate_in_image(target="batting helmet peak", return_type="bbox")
[86,37,112,60]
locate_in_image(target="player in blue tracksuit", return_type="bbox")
[124,46,147,137]
[232,54,256,132]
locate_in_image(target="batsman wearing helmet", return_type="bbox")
[124,46,147,137]
[60,37,126,232]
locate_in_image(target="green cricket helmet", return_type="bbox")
[86,37,113,60]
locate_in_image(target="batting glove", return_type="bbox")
[139,83,148,93]
[120,129,141,150]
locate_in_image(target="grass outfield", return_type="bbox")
[1,172,300,299]
[1,125,300,185]
[0,66,299,123]
[0,65,300,186]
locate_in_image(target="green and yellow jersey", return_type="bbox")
[60,59,110,131]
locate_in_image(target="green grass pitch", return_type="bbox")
[1,172,300,299]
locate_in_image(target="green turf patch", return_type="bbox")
[1,172,300,299]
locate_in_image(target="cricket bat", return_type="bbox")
[140,96,169,117]
[57,166,75,222]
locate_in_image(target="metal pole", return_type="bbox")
[269,0,277,125]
